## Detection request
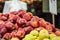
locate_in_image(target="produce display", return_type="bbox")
[0,10,60,40]
[23,30,60,40]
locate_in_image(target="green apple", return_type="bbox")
[51,37,59,40]
[35,38,39,40]
[39,29,49,40]
[43,38,50,40]
[50,34,56,40]
[30,30,39,37]
[23,34,36,40]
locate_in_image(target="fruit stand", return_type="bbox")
[0,10,60,40]
[0,0,60,40]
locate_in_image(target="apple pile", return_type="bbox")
[23,29,60,40]
[0,10,60,40]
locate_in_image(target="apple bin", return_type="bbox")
[0,10,60,40]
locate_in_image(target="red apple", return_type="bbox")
[8,14,20,23]
[45,25,53,32]
[23,12,33,21]
[0,27,7,35]
[46,22,55,29]
[30,20,38,27]
[8,14,15,22]
[55,30,60,36]
[17,10,26,17]
[10,11,17,15]
[11,31,16,37]
[15,31,25,38]
[35,27,45,31]
[0,20,5,25]
[3,33,11,40]
[0,16,7,21]
[55,28,59,31]
[14,23,19,29]
[39,18,46,27]
[11,30,17,37]
[15,28,25,38]
[0,38,5,40]
[24,26,33,34]
[18,27,24,31]
[52,28,58,32]
[3,14,9,17]
[10,15,20,23]
[17,18,27,25]
[46,22,51,25]
[9,13,15,18]
[49,31,55,34]
[12,15,20,22]
[11,37,19,40]
[5,21,15,30]
[0,34,2,38]
[31,16,39,21]
[25,22,30,26]
[46,22,55,32]
[0,24,6,29]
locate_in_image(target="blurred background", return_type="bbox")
[0,0,60,28]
